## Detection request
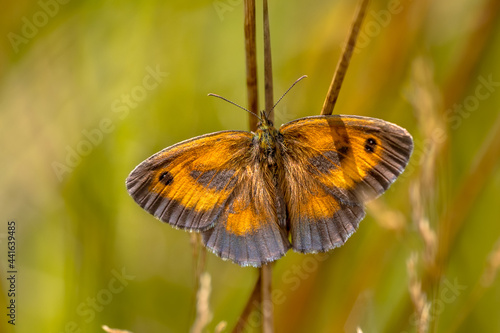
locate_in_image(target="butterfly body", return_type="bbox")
[127,112,413,267]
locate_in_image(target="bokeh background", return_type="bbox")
[1,0,500,332]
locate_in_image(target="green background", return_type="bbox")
[1,0,500,332]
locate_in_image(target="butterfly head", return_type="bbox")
[257,109,275,129]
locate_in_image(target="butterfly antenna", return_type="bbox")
[266,75,308,118]
[208,93,261,121]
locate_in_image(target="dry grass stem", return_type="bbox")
[102,325,133,333]
[366,200,406,232]
[407,57,444,192]
[407,57,441,276]
[214,321,228,333]
[261,1,274,331]
[244,0,259,131]
[260,263,273,333]
[232,2,265,332]
[191,272,213,333]
[482,238,500,287]
[418,218,437,268]
[232,274,261,332]
[321,0,370,115]
[263,0,274,118]
[407,253,430,333]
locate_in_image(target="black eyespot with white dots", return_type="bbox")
[158,171,174,185]
[364,138,377,153]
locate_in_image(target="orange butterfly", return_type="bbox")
[126,105,413,267]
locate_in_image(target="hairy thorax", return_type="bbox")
[253,120,283,168]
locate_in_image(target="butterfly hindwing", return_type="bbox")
[280,115,413,252]
[202,162,291,266]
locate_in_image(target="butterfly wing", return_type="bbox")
[202,159,291,266]
[280,115,413,252]
[126,130,290,266]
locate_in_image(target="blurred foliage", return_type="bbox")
[1,0,500,332]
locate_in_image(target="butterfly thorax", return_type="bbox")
[254,113,282,167]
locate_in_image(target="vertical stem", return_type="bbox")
[235,2,266,332]
[321,0,370,115]
[244,0,259,131]
[240,1,275,332]
[263,0,274,119]
[260,264,273,333]
[261,1,274,332]
[232,275,262,333]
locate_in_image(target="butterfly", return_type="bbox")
[126,106,413,267]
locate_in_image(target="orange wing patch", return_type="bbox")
[149,161,234,212]
[225,195,262,236]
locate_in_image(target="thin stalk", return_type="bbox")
[245,0,259,131]
[321,0,370,115]
[261,0,274,331]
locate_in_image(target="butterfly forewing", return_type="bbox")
[126,131,251,231]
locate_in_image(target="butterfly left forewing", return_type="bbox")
[127,130,291,266]
[280,114,413,252]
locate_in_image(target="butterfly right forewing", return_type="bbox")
[280,114,413,253]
